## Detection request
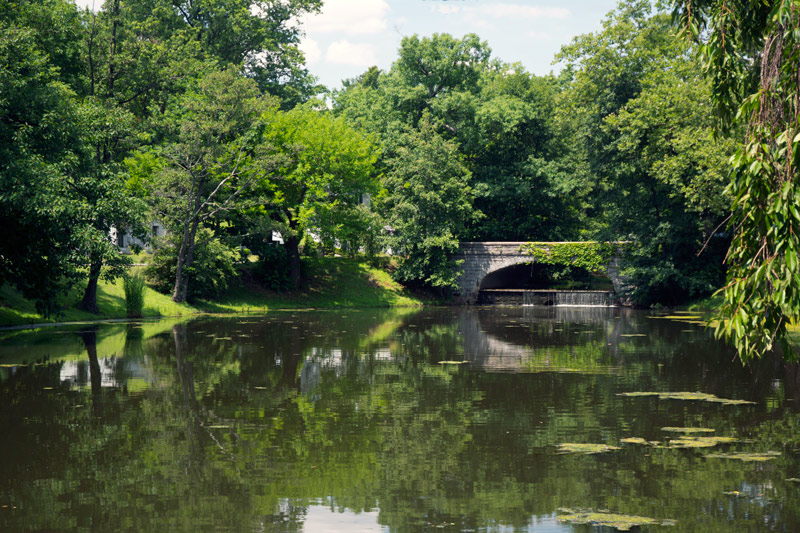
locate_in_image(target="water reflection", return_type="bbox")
[1,308,799,531]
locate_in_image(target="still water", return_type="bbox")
[1,307,799,532]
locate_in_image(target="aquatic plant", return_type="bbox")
[620,437,650,445]
[556,443,621,455]
[707,451,781,461]
[661,427,715,434]
[557,508,676,531]
[667,436,736,448]
[618,391,755,405]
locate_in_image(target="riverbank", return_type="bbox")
[0,257,429,328]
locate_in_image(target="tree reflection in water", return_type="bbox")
[1,308,799,531]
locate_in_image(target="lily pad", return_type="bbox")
[557,508,676,531]
[707,451,781,461]
[557,443,621,455]
[618,391,755,405]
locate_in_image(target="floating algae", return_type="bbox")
[618,391,755,405]
[667,436,736,449]
[557,443,621,455]
[621,334,647,337]
[557,508,676,531]
[661,427,716,434]
[707,451,781,461]
[620,437,649,445]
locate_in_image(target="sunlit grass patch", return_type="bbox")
[557,508,676,531]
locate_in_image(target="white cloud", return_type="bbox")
[434,5,460,15]
[326,40,378,67]
[526,31,552,41]
[300,0,390,36]
[299,38,322,64]
[478,4,570,19]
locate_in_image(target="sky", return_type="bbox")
[298,0,621,89]
[73,0,622,90]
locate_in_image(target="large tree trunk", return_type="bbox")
[172,218,200,303]
[286,235,303,289]
[79,256,103,313]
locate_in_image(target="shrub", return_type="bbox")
[254,245,292,290]
[123,273,146,318]
[146,229,240,300]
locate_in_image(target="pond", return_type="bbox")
[1,307,799,531]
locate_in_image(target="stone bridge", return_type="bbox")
[452,242,628,304]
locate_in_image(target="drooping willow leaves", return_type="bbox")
[673,0,800,361]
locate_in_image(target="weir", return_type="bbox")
[479,289,615,307]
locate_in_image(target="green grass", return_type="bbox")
[683,293,724,312]
[0,257,430,328]
[196,257,427,313]
[0,278,198,327]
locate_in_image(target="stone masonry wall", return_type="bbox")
[452,242,628,304]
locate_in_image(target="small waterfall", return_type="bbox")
[523,291,537,306]
[554,290,612,307]
[480,289,615,306]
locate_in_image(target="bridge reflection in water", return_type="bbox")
[456,306,638,372]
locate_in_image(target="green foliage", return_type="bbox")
[673,0,800,360]
[520,242,615,273]
[381,122,480,289]
[123,273,146,318]
[558,1,733,307]
[146,231,240,301]
[253,245,292,291]
[248,105,380,286]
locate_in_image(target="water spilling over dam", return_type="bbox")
[478,289,616,307]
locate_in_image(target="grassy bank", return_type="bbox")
[0,257,428,328]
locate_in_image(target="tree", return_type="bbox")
[557,1,734,305]
[144,69,275,302]
[380,121,480,290]
[73,99,146,313]
[673,1,800,360]
[119,0,323,107]
[0,19,84,313]
[251,106,380,287]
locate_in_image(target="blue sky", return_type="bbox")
[299,0,622,89]
[73,0,623,90]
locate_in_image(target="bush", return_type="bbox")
[254,245,292,290]
[146,229,240,300]
[123,273,146,318]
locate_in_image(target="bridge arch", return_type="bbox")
[452,242,628,304]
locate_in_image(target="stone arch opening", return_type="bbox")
[479,262,613,291]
